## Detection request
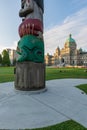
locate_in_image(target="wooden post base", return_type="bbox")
[14,62,45,91]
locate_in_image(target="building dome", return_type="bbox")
[65,34,76,48]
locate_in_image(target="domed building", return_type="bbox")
[45,34,87,66]
[60,34,77,65]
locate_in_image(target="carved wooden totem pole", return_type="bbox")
[15,0,45,91]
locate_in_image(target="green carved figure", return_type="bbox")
[17,35,44,63]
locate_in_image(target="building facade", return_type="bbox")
[45,34,87,66]
[6,49,18,65]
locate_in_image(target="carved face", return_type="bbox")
[20,0,34,17]
[21,0,33,9]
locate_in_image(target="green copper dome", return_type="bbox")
[66,34,75,43]
[65,34,76,47]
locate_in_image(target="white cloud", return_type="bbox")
[0,41,18,54]
[11,41,18,50]
[44,7,87,54]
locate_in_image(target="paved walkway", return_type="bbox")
[0,79,87,129]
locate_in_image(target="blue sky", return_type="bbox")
[0,0,87,54]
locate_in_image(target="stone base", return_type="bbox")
[14,62,45,91]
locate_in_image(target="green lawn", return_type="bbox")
[46,67,87,80]
[0,66,87,83]
[26,120,87,130]
[0,66,87,130]
[0,67,14,83]
[76,84,87,94]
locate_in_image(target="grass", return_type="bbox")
[26,120,87,130]
[76,84,87,94]
[0,66,87,129]
[0,66,87,83]
[0,67,14,83]
[46,67,87,80]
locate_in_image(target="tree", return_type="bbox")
[2,50,10,66]
[0,54,2,65]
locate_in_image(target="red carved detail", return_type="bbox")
[19,19,43,37]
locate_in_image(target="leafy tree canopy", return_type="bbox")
[0,54,2,64]
[2,50,10,66]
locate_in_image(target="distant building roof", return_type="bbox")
[65,34,76,47]
[66,34,76,43]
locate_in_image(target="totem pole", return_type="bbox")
[15,0,45,91]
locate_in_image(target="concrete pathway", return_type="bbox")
[0,79,87,129]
